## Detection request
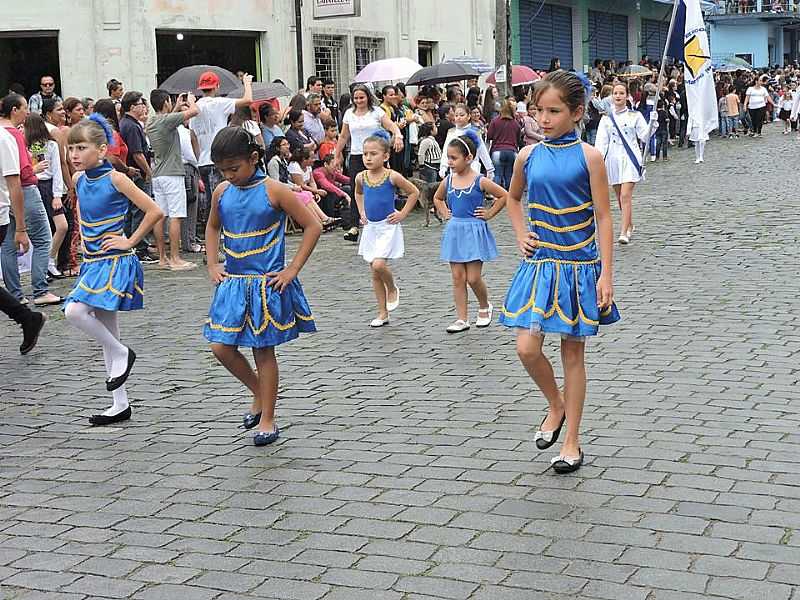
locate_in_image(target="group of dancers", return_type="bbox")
[38,69,626,473]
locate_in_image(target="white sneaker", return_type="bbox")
[475,303,493,328]
[694,158,703,164]
[650,155,657,162]
[446,319,470,333]
[386,286,400,312]
[370,317,389,328]
[618,233,629,245]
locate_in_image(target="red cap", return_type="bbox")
[197,71,220,90]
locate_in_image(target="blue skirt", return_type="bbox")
[499,258,620,337]
[440,217,498,263]
[64,253,144,312]
[204,274,316,348]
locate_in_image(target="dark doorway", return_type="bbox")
[0,31,61,100]
[155,30,261,85]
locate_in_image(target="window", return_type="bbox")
[313,34,346,96]
[418,41,438,67]
[354,36,385,74]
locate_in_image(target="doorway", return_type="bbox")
[418,41,438,67]
[155,30,262,85]
[0,31,61,99]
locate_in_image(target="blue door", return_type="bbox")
[519,2,573,70]
[642,18,670,62]
[587,10,629,64]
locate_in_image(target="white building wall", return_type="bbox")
[2,0,494,99]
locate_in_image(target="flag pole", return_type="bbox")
[643,0,681,150]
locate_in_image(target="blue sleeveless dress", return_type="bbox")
[204,172,316,348]
[440,173,498,263]
[499,131,620,337]
[64,161,144,312]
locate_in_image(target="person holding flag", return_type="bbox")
[663,0,718,163]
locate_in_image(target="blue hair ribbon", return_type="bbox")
[87,112,114,145]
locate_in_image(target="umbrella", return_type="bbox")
[720,56,753,69]
[407,62,482,86]
[443,55,494,74]
[231,81,293,101]
[353,57,423,83]
[486,65,540,86]
[617,65,655,78]
[160,65,242,95]
[713,63,746,73]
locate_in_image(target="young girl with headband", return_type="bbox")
[63,113,163,425]
[433,129,507,333]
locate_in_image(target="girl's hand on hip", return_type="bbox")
[387,210,405,224]
[474,206,488,220]
[208,263,228,285]
[100,233,132,252]
[517,231,539,257]
[266,267,298,292]
[596,274,614,309]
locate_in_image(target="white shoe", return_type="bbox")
[618,233,629,245]
[446,319,470,333]
[650,155,657,162]
[386,286,400,312]
[694,158,703,164]
[47,259,61,278]
[370,318,389,328]
[475,303,493,328]
[626,226,634,240]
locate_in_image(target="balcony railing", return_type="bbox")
[717,0,800,14]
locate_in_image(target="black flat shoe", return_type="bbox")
[106,348,136,391]
[20,312,46,355]
[242,412,262,429]
[551,449,584,474]
[534,412,566,450]
[89,406,132,426]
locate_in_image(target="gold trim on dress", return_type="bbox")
[222,234,280,258]
[76,256,142,300]
[81,251,134,263]
[363,169,391,188]
[530,216,594,233]
[80,213,125,228]
[537,233,596,252]
[223,221,280,239]
[81,228,124,242]
[524,257,599,265]
[541,139,582,149]
[528,200,593,215]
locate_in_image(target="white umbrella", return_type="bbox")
[353,57,423,83]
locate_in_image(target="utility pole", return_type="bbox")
[495,0,511,97]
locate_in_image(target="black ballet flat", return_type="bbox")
[534,412,566,450]
[242,412,262,429]
[89,406,132,426]
[551,449,584,474]
[106,348,136,391]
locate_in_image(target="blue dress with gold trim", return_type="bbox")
[204,171,316,348]
[499,131,620,337]
[64,161,144,312]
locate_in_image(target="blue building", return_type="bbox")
[707,1,800,67]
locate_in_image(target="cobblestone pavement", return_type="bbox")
[1,124,798,600]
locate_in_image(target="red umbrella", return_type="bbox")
[487,65,541,86]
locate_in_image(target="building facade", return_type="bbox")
[707,1,800,67]
[0,0,494,100]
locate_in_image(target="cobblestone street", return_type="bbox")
[1,125,798,600]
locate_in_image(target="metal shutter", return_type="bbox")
[641,18,670,62]
[587,10,629,64]
[519,2,574,71]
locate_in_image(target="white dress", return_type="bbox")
[594,109,650,185]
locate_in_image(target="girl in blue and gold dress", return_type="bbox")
[64,114,164,426]
[204,127,320,447]
[499,71,620,474]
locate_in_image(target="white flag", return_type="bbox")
[666,0,718,137]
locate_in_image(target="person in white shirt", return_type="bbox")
[744,77,771,137]
[0,126,46,353]
[189,70,253,227]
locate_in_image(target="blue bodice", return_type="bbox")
[525,131,597,262]
[76,162,130,259]
[218,172,286,275]
[447,174,483,219]
[362,170,396,222]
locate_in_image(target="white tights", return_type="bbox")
[694,140,706,162]
[64,302,130,415]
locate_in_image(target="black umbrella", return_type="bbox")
[160,65,242,96]
[231,82,293,101]
[406,62,482,86]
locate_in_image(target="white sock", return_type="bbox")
[694,141,705,161]
[94,309,130,416]
[64,302,129,380]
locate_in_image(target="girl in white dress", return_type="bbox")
[594,82,656,245]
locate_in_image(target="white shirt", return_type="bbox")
[342,107,385,155]
[35,139,66,197]
[0,128,21,226]
[177,125,198,167]
[287,161,312,184]
[746,86,769,110]
[190,96,237,166]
